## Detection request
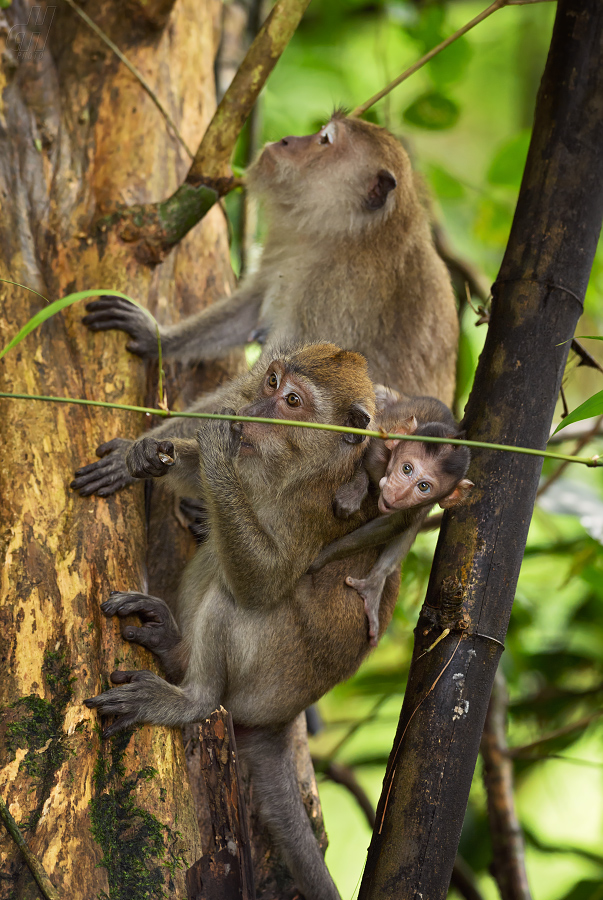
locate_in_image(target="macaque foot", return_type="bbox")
[84,669,169,738]
[101,591,182,655]
[82,296,158,357]
[71,438,136,496]
[344,575,385,647]
[126,437,176,479]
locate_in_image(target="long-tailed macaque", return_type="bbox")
[71,112,458,496]
[84,344,400,900]
[309,392,473,645]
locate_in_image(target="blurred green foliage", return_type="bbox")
[228,1,603,897]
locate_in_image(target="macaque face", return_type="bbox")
[378,444,473,515]
[248,115,401,234]
[236,360,318,457]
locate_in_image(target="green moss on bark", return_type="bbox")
[90,729,186,900]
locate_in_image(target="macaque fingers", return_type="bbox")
[83,296,154,344]
[126,437,176,479]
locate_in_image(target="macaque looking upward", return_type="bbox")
[72,112,458,497]
[310,392,473,645]
[84,344,401,900]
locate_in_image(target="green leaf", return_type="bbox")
[553,390,603,434]
[0,286,157,361]
[487,131,531,189]
[429,36,472,88]
[427,163,465,200]
[403,91,459,131]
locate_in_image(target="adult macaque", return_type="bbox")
[84,344,399,900]
[72,112,457,496]
[309,392,473,645]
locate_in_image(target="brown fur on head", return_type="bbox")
[234,342,375,480]
[247,111,416,237]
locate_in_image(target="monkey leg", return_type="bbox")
[238,725,341,900]
[345,512,429,645]
[84,670,218,738]
[101,591,186,682]
[70,437,136,496]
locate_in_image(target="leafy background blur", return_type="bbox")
[225,1,603,898]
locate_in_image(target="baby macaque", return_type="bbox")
[72,112,458,497]
[84,343,400,900]
[309,391,473,645]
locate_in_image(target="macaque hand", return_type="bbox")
[345,574,386,648]
[126,437,176,479]
[101,591,182,655]
[82,296,158,358]
[196,409,240,461]
[71,437,136,497]
[84,670,166,738]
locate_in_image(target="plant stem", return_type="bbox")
[0,391,601,467]
[351,0,554,117]
[0,796,60,900]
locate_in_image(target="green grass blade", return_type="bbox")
[553,390,603,434]
[0,288,157,360]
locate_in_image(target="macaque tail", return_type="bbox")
[238,725,341,900]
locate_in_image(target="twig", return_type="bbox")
[0,796,60,900]
[481,670,532,900]
[63,0,194,159]
[537,414,603,497]
[351,0,554,117]
[1,391,602,467]
[508,710,603,758]
[316,760,376,828]
[571,338,603,375]
[187,0,311,186]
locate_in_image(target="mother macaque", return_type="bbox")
[72,112,458,496]
[85,344,399,900]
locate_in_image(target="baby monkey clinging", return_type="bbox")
[310,392,474,644]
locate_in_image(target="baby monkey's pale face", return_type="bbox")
[378,443,473,514]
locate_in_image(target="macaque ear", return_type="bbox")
[438,478,474,509]
[365,169,397,211]
[374,383,401,413]
[343,404,371,444]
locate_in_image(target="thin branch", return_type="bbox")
[537,414,603,496]
[187,0,312,186]
[63,0,193,158]
[508,710,603,758]
[351,0,554,117]
[0,796,60,900]
[571,337,603,375]
[481,670,532,900]
[1,391,602,467]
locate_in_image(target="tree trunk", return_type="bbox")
[359,1,603,897]
[0,2,235,896]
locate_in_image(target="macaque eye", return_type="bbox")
[418,481,431,493]
[268,372,278,388]
[285,392,302,407]
[402,463,413,475]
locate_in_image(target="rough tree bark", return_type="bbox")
[0,2,324,898]
[359,1,603,897]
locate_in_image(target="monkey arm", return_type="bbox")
[83,282,264,363]
[307,508,413,574]
[196,422,300,607]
